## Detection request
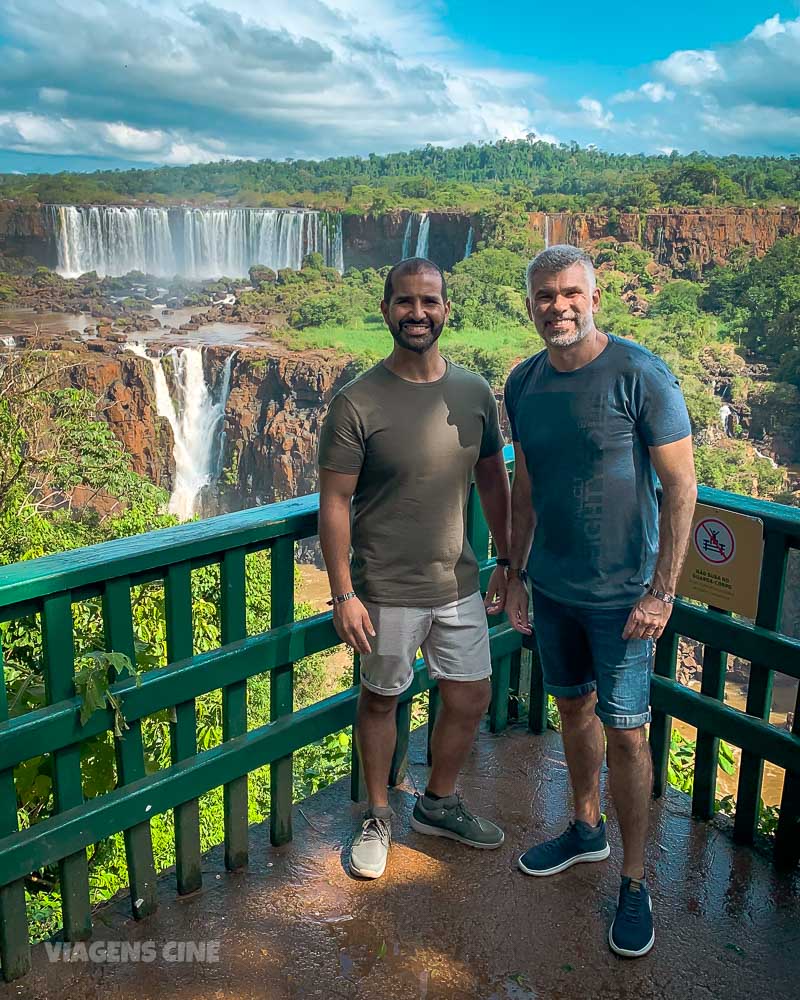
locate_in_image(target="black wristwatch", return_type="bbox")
[496,558,511,568]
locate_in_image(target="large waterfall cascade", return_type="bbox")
[48,205,344,280]
[128,343,234,519]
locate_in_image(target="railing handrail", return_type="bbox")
[1,443,798,614]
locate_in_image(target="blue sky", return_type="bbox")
[0,0,798,173]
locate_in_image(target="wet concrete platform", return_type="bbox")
[5,724,799,1000]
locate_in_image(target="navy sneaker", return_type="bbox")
[518,816,610,876]
[609,877,655,958]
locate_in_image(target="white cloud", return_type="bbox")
[38,88,68,105]
[612,81,675,104]
[576,97,614,130]
[747,14,786,41]
[656,50,723,87]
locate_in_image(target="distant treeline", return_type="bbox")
[1,139,799,212]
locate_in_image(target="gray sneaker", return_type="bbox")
[410,792,504,849]
[349,808,392,879]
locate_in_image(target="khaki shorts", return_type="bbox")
[359,591,492,697]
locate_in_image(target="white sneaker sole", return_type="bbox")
[517,843,611,876]
[410,815,505,849]
[349,855,387,879]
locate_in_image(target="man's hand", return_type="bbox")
[484,565,508,615]
[504,577,532,635]
[622,594,672,641]
[333,597,376,654]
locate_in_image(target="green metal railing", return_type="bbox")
[0,446,798,982]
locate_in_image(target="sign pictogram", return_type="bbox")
[694,518,735,565]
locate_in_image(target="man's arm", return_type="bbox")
[622,435,697,641]
[474,449,511,613]
[504,443,536,634]
[318,468,375,653]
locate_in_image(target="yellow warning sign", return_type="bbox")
[678,503,764,617]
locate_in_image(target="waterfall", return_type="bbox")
[0,336,15,348]
[464,226,474,259]
[544,215,550,248]
[719,404,738,437]
[128,343,235,519]
[47,205,344,279]
[401,211,431,259]
[415,213,430,258]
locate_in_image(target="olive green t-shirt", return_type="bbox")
[318,360,503,606]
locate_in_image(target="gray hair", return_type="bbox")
[526,244,596,297]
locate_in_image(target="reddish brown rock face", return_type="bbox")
[528,208,800,276]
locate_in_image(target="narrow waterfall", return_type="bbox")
[719,404,738,437]
[464,226,474,259]
[0,336,15,348]
[544,215,550,248]
[415,213,430,258]
[47,205,344,279]
[128,344,234,519]
[401,211,431,259]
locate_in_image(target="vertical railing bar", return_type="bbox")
[775,678,800,867]
[489,653,511,733]
[0,636,31,981]
[426,685,441,767]
[734,531,788,844]
[220,548,248,871]
[164,564,201,895]
[692,609,731,821]
[350,652,367,803]
[102,578,157,920]
[40,593,92,941]
[270,537,295,847]
[650,630,679,798]
[526,635,548,735]
[388,700,411,786]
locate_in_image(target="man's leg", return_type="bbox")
[410,592,504,848]
[356,688,399,809]
[557,691,605,828]
[605,725,651,879]
[518,589,610,876]
[426,678,491,796]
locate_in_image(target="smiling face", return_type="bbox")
[527,261,601,348]
[381,268,450,354]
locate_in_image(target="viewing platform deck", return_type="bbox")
[5,725,799,1000]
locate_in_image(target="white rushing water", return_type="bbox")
[464,226,474,258]
[719,403,738,436]
[401,212,431,259]
[48,205,344,279]
[0,336,15,348]
[127,343,234,519]
[544,214,550,248]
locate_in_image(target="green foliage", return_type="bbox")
[3,140,798,211]
[695,442,785,498]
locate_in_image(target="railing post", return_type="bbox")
[0,639,30,981]
[775,685,800,867]
[220,548,249,870]
[350,652,366,803]
[525,634,548,735]
[270,537,295,846]
[389,699,411,786]
[41,593,92,940]
[426,686,441,766]
[102,578,158,920]
[734,531,788,845]
[650,630,679,798]
[489,653,511,733]
[692,609,731,821]
[164,565,202,895]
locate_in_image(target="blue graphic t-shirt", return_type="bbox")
[504,334,692,608]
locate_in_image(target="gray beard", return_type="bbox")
[541,314,594,348]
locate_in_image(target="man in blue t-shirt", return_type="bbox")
[503,245,697,958]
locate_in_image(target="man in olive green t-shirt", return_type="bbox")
[318,257,511,880]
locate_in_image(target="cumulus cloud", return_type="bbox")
[612,81,675,104]
[656,50,724,87]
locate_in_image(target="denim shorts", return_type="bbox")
[531,587,654,730]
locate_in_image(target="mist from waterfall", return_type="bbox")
[48,205,344,279]
[128,343,235,519]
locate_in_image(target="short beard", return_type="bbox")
[540,313,593,349]
[389,319,444,354]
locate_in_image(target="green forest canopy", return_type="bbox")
[2,139,799,212]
